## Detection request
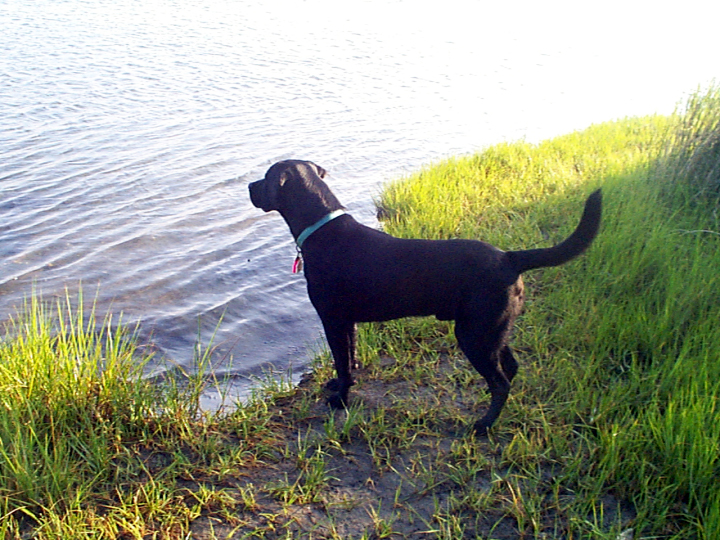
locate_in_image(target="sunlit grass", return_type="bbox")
[0,291,154,513]
[376,94,720,538]
[0,291,261,537]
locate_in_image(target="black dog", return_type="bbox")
[249,160,601,434]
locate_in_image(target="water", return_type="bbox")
[1,0,718,408]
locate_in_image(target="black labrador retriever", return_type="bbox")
[249,160,602,434]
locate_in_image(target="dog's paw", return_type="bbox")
[471,420,490,437]
[326,392,348,409]
[324,378,349,409]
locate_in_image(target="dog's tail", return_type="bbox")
[507,189,602,274]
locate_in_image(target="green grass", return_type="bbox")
[1,87,719,538]
[0,291,256,537]
[375,92,720,538]
[0,291,153,514]
[659,84,720,200]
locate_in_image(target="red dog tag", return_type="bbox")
[292,255,303,274]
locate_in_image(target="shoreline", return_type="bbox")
[3,98,720,538]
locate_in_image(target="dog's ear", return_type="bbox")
[278,170,289,187]
[313,163,327,179]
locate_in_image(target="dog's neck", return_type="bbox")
[295,209,347,249]
[280,176,345,242]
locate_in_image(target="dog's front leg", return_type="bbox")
[321,318,357,409]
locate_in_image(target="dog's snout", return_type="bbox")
[248,180,263,209]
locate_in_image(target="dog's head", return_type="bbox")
[249,160,344,222]
[249,160,328,213]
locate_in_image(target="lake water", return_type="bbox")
[1,0,717,408]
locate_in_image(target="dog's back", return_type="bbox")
[303,217,518,323]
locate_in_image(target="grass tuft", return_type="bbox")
[659,84,720,201]
[0,290,155,514]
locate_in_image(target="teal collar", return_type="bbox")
[296,209,346,249]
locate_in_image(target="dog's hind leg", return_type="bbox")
[500,345,518,382]
[349,324,361,370]
[455,319,512,435]
[321,319,357,409]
